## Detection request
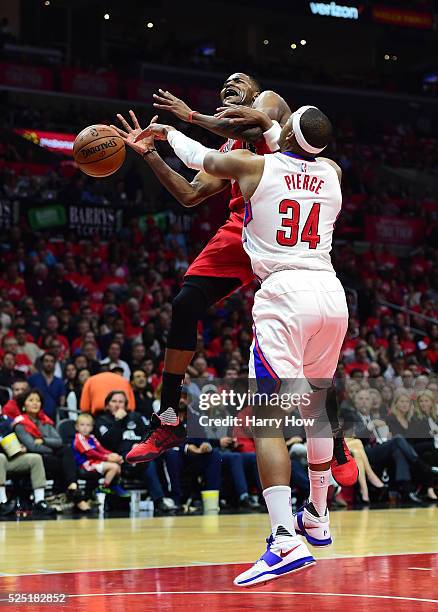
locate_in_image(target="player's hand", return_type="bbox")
[110,110,157,156]
[133,122,175,143]
[153,89,193,121]
[214,105,273,131]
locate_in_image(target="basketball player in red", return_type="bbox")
[111,75,357,487]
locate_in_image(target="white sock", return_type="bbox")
[309,468,331,516]
[159,407,179,425]
[0,486,6,504]
[34,488,45,504]
[263,485,296,542]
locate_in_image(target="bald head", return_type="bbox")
[279,107,333,155]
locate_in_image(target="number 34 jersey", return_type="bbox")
[242,152,342,282]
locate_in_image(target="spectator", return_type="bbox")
[14,326,43,364]
[80,368,135,415]
[14,389,90,512]
[0,406,55,517]
[72,413,128,496]
[64,363,77,396]
[66,368,91,418]
[2,336,33,375]
[100,341,131,380]
[28,353,65,421]
[344,389,436,504]
[0,351,27,388]
[2,380,30,419]
[131,369,154,426]
[200,395,260,510]
[94,391,172,514]
[164,401,221,509]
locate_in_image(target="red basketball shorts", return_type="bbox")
[186,211,254,287]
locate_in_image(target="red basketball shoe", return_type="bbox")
[126,414,186,464]
[331,435,358,486]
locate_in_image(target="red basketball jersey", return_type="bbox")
[220,138,272,213]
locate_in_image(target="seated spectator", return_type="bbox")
[2,336,33,376]
[344,345,370,376]
[13,389,90,512]
[201,397,260,510]
[386,390,415,438]
[2,380,30,420]
[80,367,135,415]
[131,369,154,426]
[0,405,55,517]
[345,437,385,504]
[80,341,102,374]
[94,391,171,514]
[14,325,43,365]
[343,389,436,504]
[0,351,27,389]
[129,343,147,371]
[66,368,91,419]
[28,353,65,421]
[64,363,77,396]
[100,341,131,380]
[164,401,221,509]
[73,413,127,496]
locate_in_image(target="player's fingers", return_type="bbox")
[159,88,174,100]
[110,124,128,138]
[149,114,159,125]
[133,129,151,142]
[153,103,169,110]
[129,110,141,130]
[116,113,132,132]
[153,94,172,105]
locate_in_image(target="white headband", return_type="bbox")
[292,105,326,155]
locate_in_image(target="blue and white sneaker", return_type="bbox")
[294,501,332,547]
[233,529,315,588]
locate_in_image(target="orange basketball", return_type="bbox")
[73,124,125,178]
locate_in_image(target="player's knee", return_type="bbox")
[172,285,205,321]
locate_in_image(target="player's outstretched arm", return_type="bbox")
[153,89,290,144]
[112,111,227,207]
[136,124,264,202]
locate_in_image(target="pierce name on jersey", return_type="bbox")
[243,153,342,282]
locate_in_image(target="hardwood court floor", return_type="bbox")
[0,507,437,611]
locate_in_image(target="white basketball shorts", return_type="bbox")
[249,269,348,386]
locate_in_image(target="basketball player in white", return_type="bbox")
[139,106,348,587]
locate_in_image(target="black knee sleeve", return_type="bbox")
[166,284,208,351]
[166,276,241,351]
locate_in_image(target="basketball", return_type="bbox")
[73,124,125,177]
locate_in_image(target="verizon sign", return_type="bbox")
[309,2,360,19]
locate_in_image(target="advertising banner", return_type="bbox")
[365,215,426,246]
[372,5,433,29]
[14,129,76,156]
[60,68,118,98]
[0,63,53,90]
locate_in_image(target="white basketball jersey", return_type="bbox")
[242,152,342,281]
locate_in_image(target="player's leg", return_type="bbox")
[126,275,241,464]
[234,288,314,587]
[294,281,349,545]
[159,275,241,422]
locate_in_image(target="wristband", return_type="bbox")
[188,111,199,123]
[263,120,282,152]
[142,148,157,158]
